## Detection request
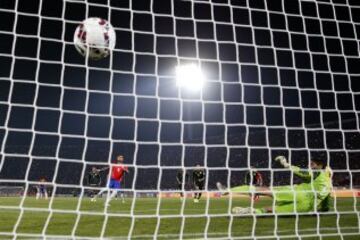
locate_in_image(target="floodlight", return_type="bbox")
[175,64,205,91]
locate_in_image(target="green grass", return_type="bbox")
[0,196,359,239]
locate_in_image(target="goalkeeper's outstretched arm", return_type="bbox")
[275,156,312,181]
[229,156,312,196]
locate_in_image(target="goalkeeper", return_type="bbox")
[217,155,332,214]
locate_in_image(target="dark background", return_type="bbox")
[0,0,360,192]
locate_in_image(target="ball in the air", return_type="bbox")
[73,17,116,60]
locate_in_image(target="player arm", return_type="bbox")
[87,173,94,185]
[316,180,332,211]
[98,167,109,172]
[258,173,263,186]
[325,166,333,181]
[275,156,312,181]
[176,173,181,184]
[317,172,332,201]
[317,184,331,201]
[185,173,189,183]
[199,171,206,182]
[291,166,312,181]
[244,172,249,185]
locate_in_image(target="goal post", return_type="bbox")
[0,0,360,239]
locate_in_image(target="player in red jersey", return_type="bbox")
[91,155,129,206]
[245,168,263,202]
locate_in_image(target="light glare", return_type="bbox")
[176,64,205,91]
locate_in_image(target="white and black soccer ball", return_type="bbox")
[73,17,116,60]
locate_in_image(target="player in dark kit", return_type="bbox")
[193,164,206,203]
[176,169,189,198]
[87,166,101,197]
[245,168,263,201]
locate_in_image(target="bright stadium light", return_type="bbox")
[176,64,205,91]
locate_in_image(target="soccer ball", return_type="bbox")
[73,17,116,60]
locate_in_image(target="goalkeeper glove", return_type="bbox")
[275,155,290,168]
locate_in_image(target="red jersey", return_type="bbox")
[255,172,263,186]
[111,165,127,181]
[245,171,263,186]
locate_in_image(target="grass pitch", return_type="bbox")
[0,196,359,239]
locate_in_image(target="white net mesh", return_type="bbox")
[0,0,360,239]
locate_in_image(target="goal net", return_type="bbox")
[0,0,360,239]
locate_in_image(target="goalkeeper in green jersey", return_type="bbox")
[217,155,332,215]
